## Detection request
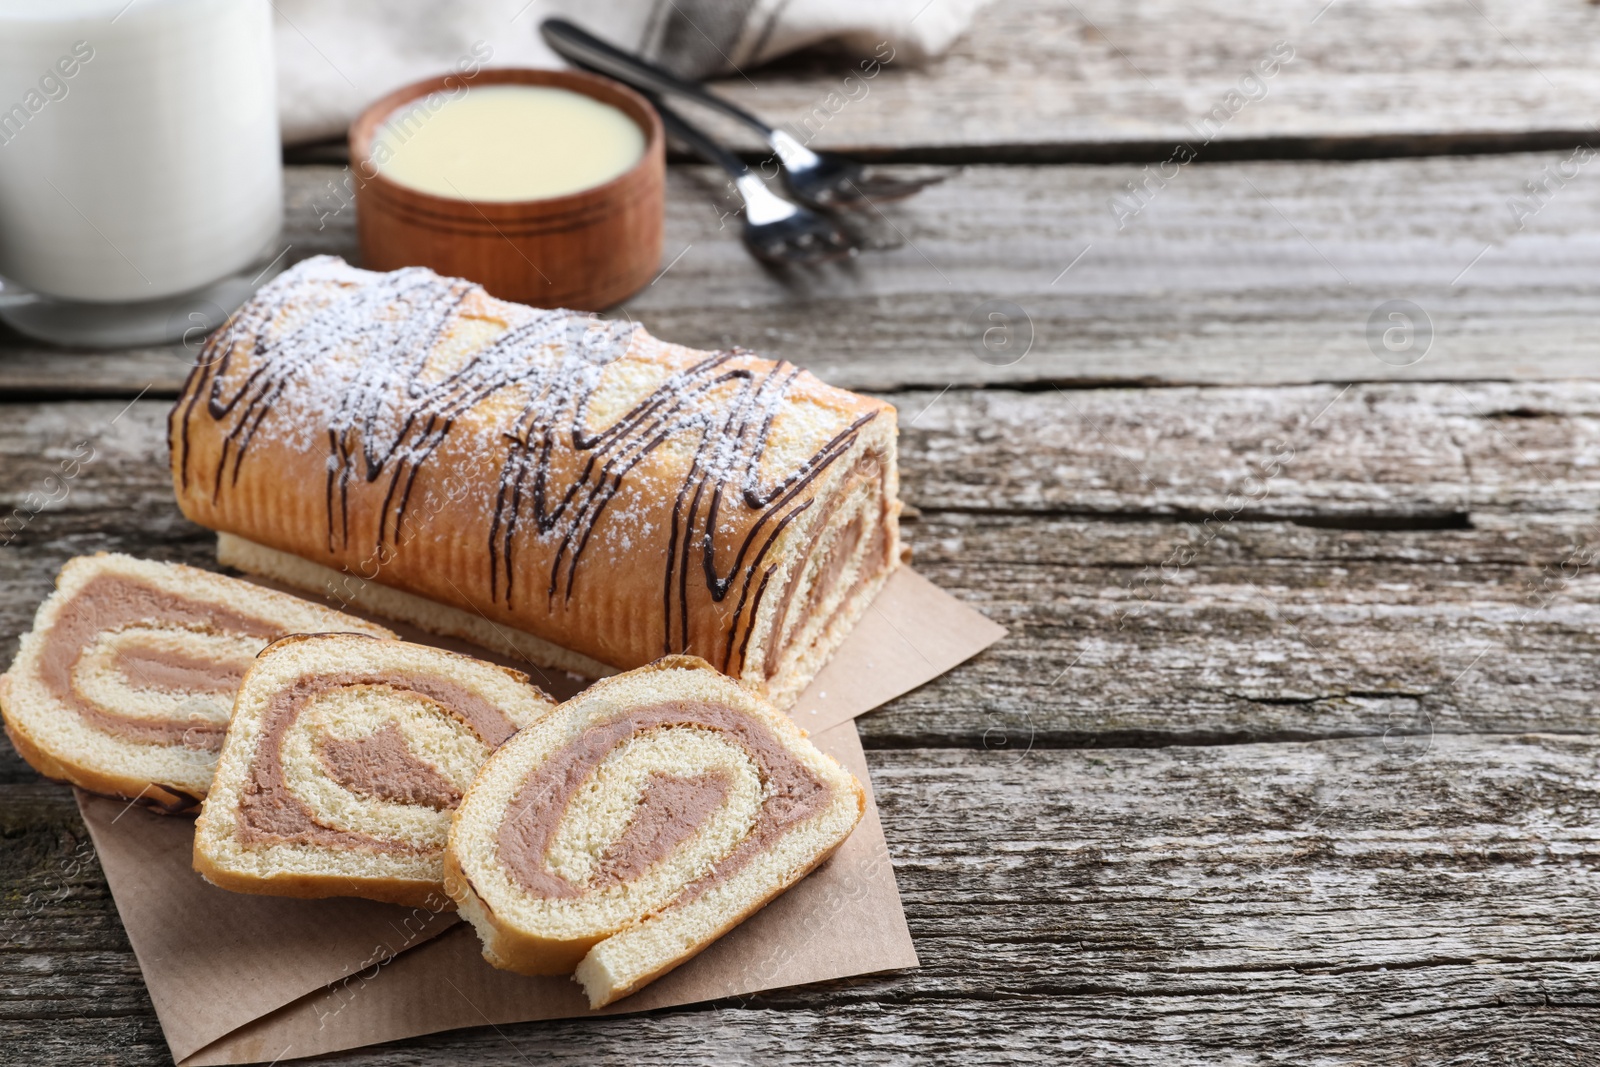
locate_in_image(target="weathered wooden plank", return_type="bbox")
[11,502,1600,763]
[267,0,1600,162]
[879,510,1600,749]
[7,379,1597,536]
[5,150,1600,397]
[6,384,1600,757]
[899,381,1600,518]
[704,0,1600,160]
[7,733,1600,1064]
[599,156,1600,390]
[892,380,1600,746]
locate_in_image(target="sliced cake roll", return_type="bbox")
[0,553,394,812]
[447,656,865,1007]
[194,633,556,908]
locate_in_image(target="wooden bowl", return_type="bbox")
[349,68,664,311]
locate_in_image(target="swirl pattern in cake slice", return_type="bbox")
[0,554,394,812]
[194,633,556,908]
[446,655,865,1007]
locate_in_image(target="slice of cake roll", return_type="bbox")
[446,656,865,1007]
[194,633,556,908]
[0,554,394,812]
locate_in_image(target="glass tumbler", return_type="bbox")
[0,0,283,347]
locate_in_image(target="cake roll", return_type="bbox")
[0,554,394,812]
[169,255,902,709]
[446,656,864,1007]
[194,633,556,907]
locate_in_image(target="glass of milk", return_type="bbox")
[0,0,282,348]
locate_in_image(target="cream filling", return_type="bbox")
[72,626,260,726]
[517,726,765,935]
[277,686,489,851]
[542,726,762,893]
[758,469,887,685]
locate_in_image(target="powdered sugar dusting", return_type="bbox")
[173,257,883,674]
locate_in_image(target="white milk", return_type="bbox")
[371,85,645,202]
[0,0,281,303]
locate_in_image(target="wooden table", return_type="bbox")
[7,2,1600,1061]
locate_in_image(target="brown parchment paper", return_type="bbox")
[75,569,1003,1064]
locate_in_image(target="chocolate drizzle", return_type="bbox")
[174,259,886,674]
[174,267,484,550]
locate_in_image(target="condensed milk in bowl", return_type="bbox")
[350,69,664,311]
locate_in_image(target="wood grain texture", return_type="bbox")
[5,382,1599,1060]
[9,381,1596,528]
[6,153,1600,397]
[899,381,1600,518]
[702,0,1600,160]
[266,0,1600,162]
[11,5,1600,1060]
[610,157,1600,391]
[7,734,1600,1065]
[3,383,1600,768]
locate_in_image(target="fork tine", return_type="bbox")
[789,239,851,264]
[754,231,856,266]
[816,231,859,261]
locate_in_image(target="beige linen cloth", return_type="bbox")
[274,0,988,143]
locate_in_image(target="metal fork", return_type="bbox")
[650,96,856,266]
[540,18,944,211]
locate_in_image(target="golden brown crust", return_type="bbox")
[454,782,865,995]
[170,257,901,705]
[192,846,456,910]
[216,533,620,680]
[590,826,860,1006]
[2,690,204,814]
[444,849,596,974]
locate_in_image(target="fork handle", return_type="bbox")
[540,18,775,137]
[649,95,749,178]
[650,96,798,226]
